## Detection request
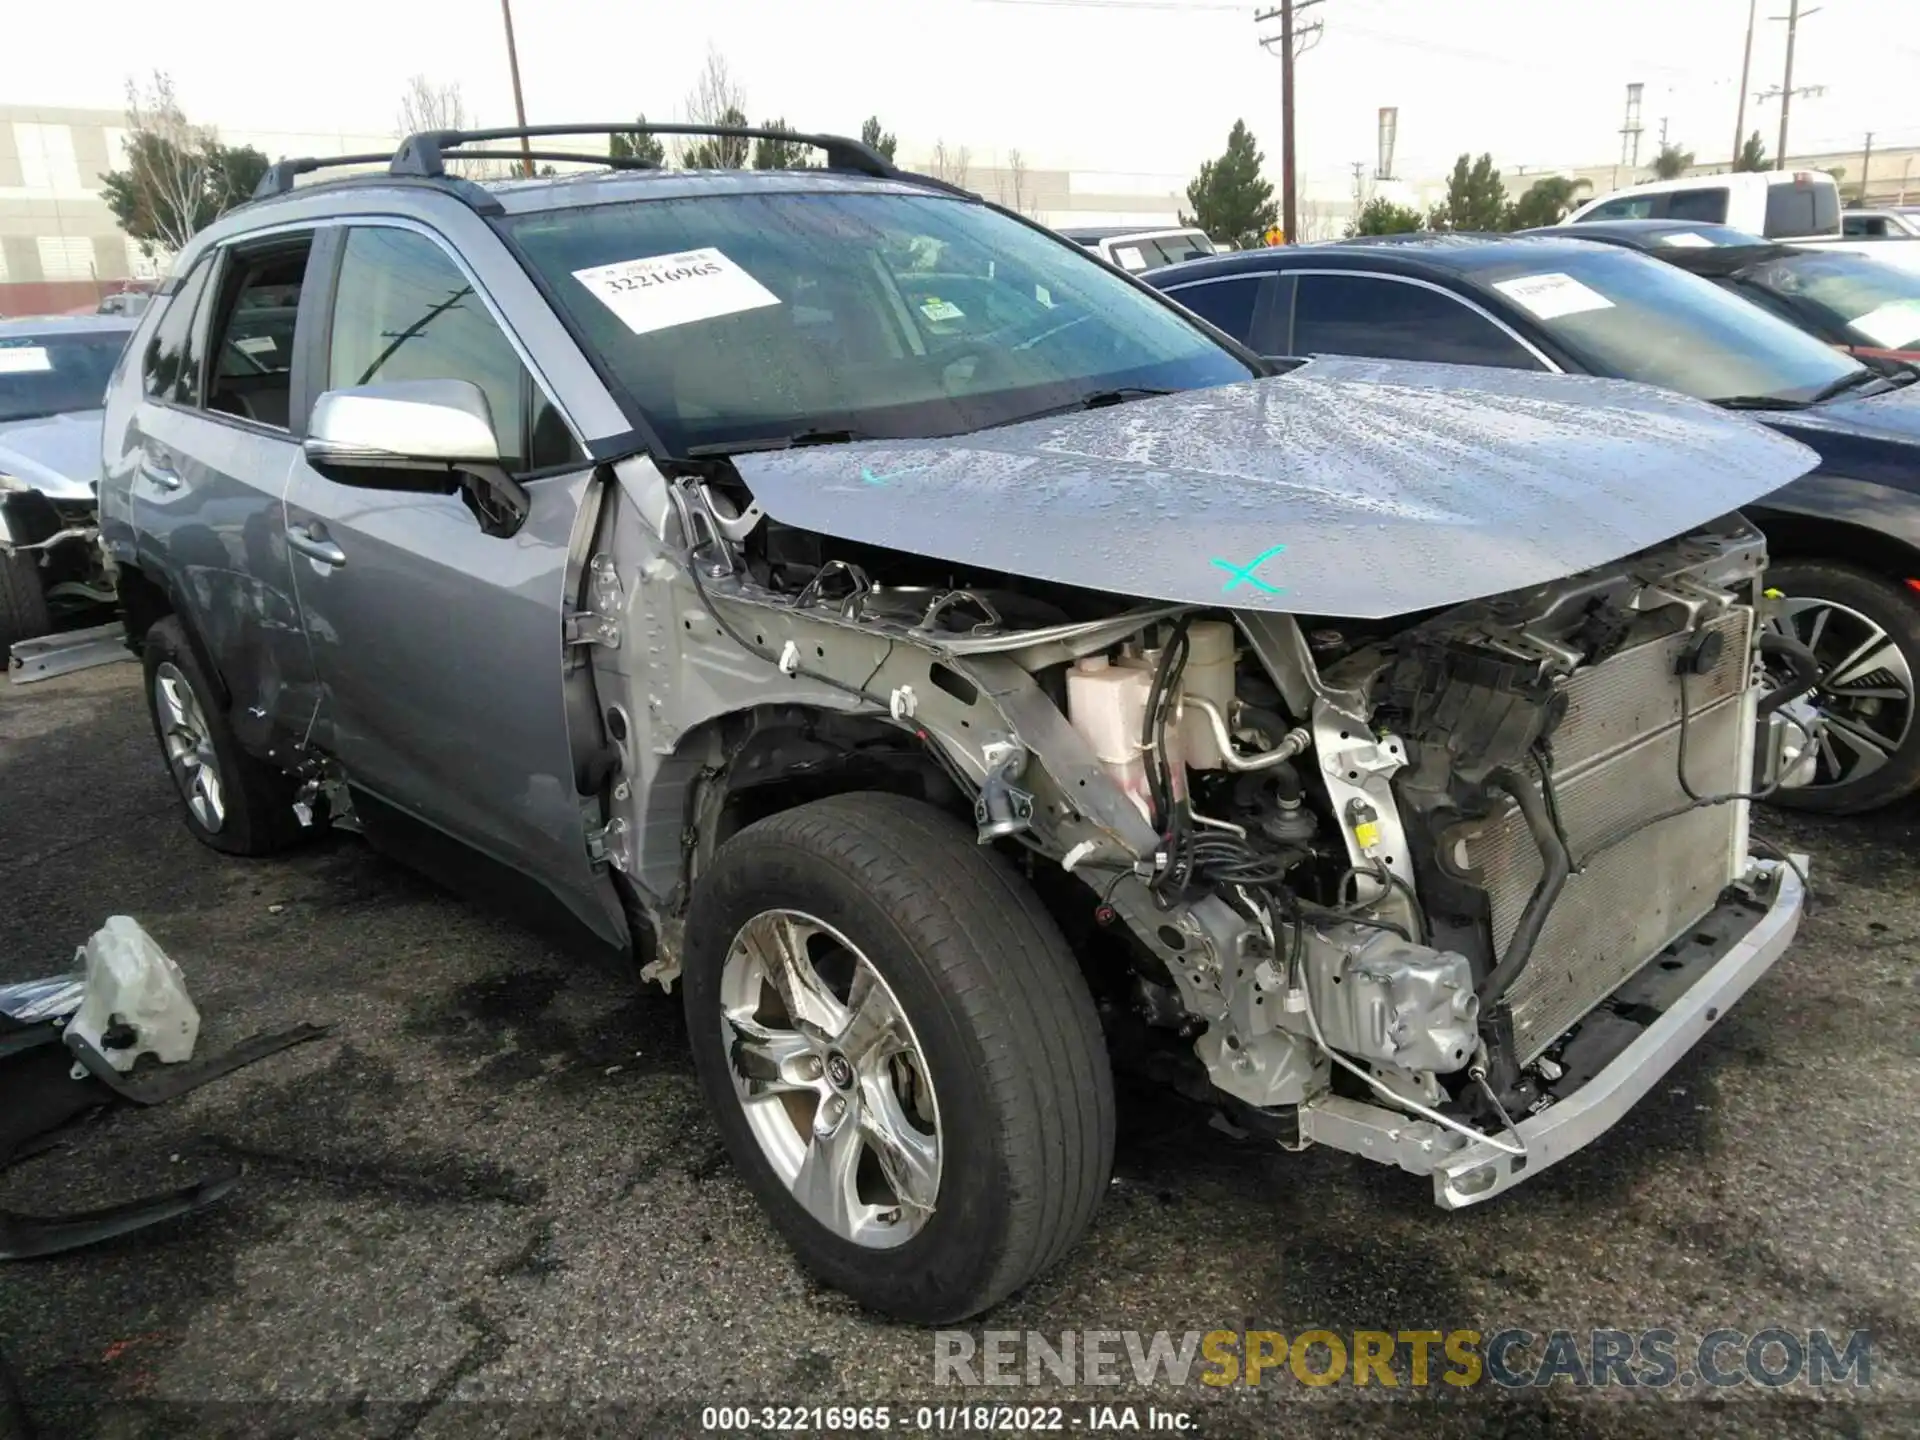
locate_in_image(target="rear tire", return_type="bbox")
[141,616,308,855]
[684,792,1114,1323]
[0,549,51,659]
[1764,560,1920,814]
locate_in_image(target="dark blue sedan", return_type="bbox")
[1149,234,1920,813]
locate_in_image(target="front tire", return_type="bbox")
[0,549,51,658]
[141,617,307,855]
[1763,560,1920,814]
[684,792,1114,1323]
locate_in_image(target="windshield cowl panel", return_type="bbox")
[504,191,1254,456]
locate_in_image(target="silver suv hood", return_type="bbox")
[734,357,1819,619]
[0,410,104,502]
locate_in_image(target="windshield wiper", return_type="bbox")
[1006,387,1178,426]
[683,427,875,458]
[1711,394,1812,411]
[1808,368,1888,404]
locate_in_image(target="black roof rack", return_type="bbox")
[253,153,395,199]
[392,122,897,180]
[246,124,971,208]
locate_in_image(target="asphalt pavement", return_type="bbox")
[1,662,1915,1439]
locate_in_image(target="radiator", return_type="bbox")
[1450,607,1754,1062]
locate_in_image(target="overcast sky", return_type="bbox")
[21,0,1920,182]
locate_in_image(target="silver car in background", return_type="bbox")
[0,314,134,651]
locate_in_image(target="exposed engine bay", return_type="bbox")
[587,461,1811,1208]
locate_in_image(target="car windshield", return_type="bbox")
[0,332,127,424]
[504,191,1254,454]
[1472,246,1868,404]
[1745,251,1920,352]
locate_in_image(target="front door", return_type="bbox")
[282,220,624,947]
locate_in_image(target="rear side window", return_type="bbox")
[1291,274,1542,370]
[143,259,214,406]
[1164,276,1263,344]
[1580,196,1655,222]
[1843,215,1887,237]
[1666,188,1730,224]
[1764,179,1840,237]
[326,226,578,473]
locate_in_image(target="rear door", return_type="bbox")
[281,218,626,947]
[128,231,325,756]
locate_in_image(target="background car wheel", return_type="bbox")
[1763,560,1920,814]
[0,549,51,657]
[684,792,1115,1324]
[141,617,308,856]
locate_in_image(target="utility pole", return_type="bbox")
[1255,0,1325,245]
[1771,0,1820,165]
[499,0,535,177]
[1859,131,1874,205]
[1733,0,1757,165]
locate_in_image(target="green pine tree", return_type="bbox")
[1431,153,1507,231]
[1345,195,1426,237]
[1735,131,1770,172]
[1180,120,1278,250]
[752,118,814,170]
[609,116,666,167]
[860,116,898,163]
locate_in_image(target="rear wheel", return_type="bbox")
[1763,560,1920,814]
[141,617,308,855]
[0,550,51,658]
[683,792,1114,1323]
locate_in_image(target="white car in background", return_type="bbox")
[0,315,134,651]
[1843,208,1920,239]
[1057,225,1217,273]
[1567,170,1841,240]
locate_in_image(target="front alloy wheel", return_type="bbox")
[720,909,940,1248]
[1763,561,1920,813]
[684,792,1114,1323]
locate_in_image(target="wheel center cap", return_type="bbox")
[824,1052,855,1091]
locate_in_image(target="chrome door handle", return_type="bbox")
[138,459,181,491]
[286,525,347,568]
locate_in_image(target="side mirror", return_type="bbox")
[303,380,528,536]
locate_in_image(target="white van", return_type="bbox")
[1565,170,1841,240]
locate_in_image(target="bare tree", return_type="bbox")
[395,76,498,177]
[1005,148,1030,215]
[928,139,972,190]
[682,46,748,167]
[398,75,469,136]
[100,72,266,260]
[1295,197,1341,243]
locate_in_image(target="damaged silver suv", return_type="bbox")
[98,124,1819,1323]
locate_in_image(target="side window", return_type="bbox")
[1164,277,1264,345]
[1291,274,1543,370]
[1842,215,1884,237]
[1582,196,1655,222]
[327,226,580,473]
[204,237,313,431]
[1666,188,1730,223]
[142,258,214,406]
[1763,182,1835,237]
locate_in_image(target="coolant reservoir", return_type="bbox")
[1067,655,1155,820]
[1178,621,1237,769]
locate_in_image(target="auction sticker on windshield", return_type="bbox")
[1850,299,1920,349]
[572,247,780,336]
[0,345,53,374]
[1492,272,1615,321]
